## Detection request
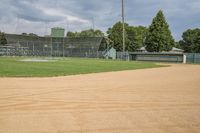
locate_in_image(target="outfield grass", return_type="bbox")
[0,57,163,77]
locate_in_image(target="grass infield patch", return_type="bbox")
[0,57,164,77]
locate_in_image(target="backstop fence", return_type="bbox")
[2,34,108,58]
[0,45,106,58]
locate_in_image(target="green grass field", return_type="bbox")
[0,57,163,77]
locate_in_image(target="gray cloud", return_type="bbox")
[0,0,200,40]
[9,0,65,22]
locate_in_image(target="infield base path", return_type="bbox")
[0,64,200,133]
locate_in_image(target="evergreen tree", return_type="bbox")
[145,10,175,52]
[0,32,7,46]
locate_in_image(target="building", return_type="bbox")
[136,47,184,53]
[132,46,185,63]
[103,47,117,59]
[136,47,147,52]
[51,27,65,38]
[170,47,184,53]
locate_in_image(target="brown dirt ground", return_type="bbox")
[0,64,200,133]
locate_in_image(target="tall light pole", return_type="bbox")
[122,0,125,58]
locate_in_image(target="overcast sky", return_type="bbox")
[0,0,200,40]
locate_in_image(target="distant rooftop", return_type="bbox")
[51,27,65,30]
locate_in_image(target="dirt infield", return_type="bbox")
[0,64,200,133]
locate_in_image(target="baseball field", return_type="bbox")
[0,57,200,133]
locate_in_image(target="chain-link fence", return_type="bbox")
[185,53,200,64]
[1,34,108,58]
[0,45,106,58]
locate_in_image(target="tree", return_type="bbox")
[127,26,148,50]
[66,29,104,37]
[144,10,175,52]
[175,41,181,49]
[21,33,38,37]
[94,29,105,37]
[0,32,7,46]
[67,31,78,37]
[107,22,148,51]
[107,22,129,51]
[79,29,95,37]
[179,28,200,53]
[21,33,28,36]
[28,33,38,37]
[126,26,139,51]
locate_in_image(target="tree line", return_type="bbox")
[67,29,104,37]
[0,10,200,53]
[66,10,200,53]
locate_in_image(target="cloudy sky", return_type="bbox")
[0,0,200,40]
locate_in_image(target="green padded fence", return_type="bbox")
[129,52,184,63]
[186,53,200,64]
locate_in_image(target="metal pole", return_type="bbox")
[122,0,125,59]
[51,37,53,57]
[33,42,35,56]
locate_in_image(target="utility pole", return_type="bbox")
[122,0,125,58]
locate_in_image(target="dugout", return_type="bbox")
[129,52,186,63]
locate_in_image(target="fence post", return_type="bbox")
[6,46,8,56]
[32,42,35,56]
[183,54,186,64]
[193,54,195,63]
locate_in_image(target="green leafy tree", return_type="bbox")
[179,28,200,53]
[21,33,38,37]
[21,33,28,36]
[28,33,38,37]
[126,26,139,51]
[127,26,148,50]
[94,29,105,37]
[133,26,148,46]
[67,29,104,37]
[107,22,148,51]
[0,32,7,46]
[79,29,94,37]
[145,10,175,52]
[175,41,181,49]
[67,31,78,37]
[107,22,129,51]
